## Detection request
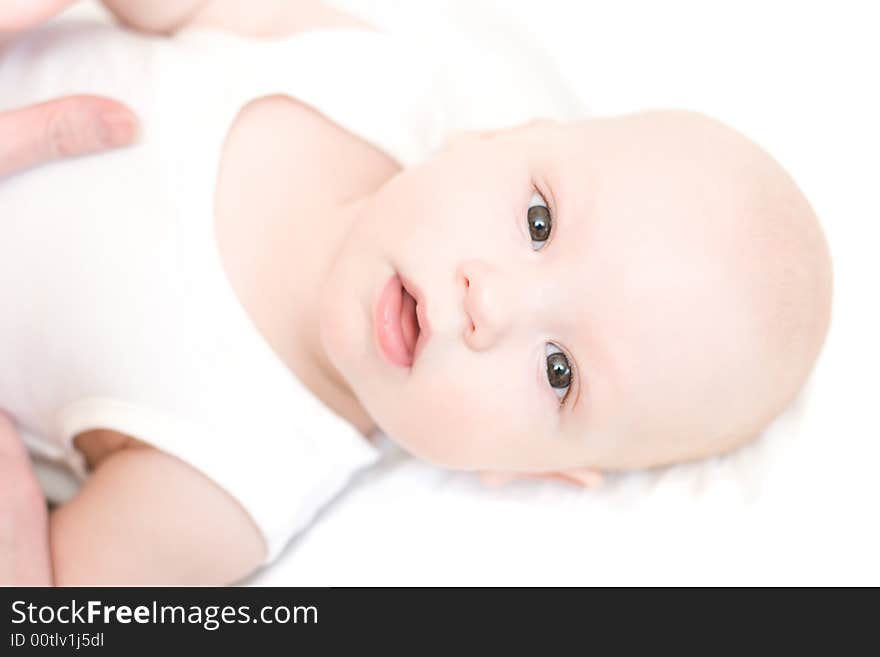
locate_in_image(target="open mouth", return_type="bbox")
[400,284,420,357]
[375,273,422,368]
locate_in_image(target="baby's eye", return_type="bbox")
[528,191,552,250]
[546,343,573,405]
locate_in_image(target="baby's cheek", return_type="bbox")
[387,379,486,467]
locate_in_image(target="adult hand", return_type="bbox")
[0,0,80,33]
[0,0,140,178]
[0,410,53,586]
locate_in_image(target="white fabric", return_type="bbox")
[0,21,400,564]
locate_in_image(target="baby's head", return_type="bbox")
[319,109,832,487]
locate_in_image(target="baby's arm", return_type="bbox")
[4,414,265,585]
[50,445,267,585]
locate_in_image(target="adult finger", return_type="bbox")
[0,0,79,32]
[0,95,139,178]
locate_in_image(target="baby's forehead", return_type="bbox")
[551,122,767,227]
[551,113,760,172]
[533,115,779,286]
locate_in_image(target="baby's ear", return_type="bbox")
[479,467,603,489]
[556,467,604,489]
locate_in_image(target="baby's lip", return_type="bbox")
[400,274,431,363]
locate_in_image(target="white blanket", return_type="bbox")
[53,0,880,585]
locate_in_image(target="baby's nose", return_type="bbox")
[458,260,517,351]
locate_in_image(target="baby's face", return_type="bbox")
[319,110,830,473]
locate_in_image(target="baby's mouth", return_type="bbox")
[400,274,431,364]
[375,273,423,368]
[400,283,420,357]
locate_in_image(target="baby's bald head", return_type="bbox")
[554,110,833,467]
[322,107,832,483]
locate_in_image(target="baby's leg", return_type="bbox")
[0,410,53,585]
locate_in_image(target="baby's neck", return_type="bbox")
[263,195,378,439]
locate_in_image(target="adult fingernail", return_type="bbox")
[99,110,140,147]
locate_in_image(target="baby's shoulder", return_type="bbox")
[216,94,401,213]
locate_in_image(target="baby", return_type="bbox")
[0,0,832,585]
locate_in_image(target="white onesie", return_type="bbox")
[0,16,584,565]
